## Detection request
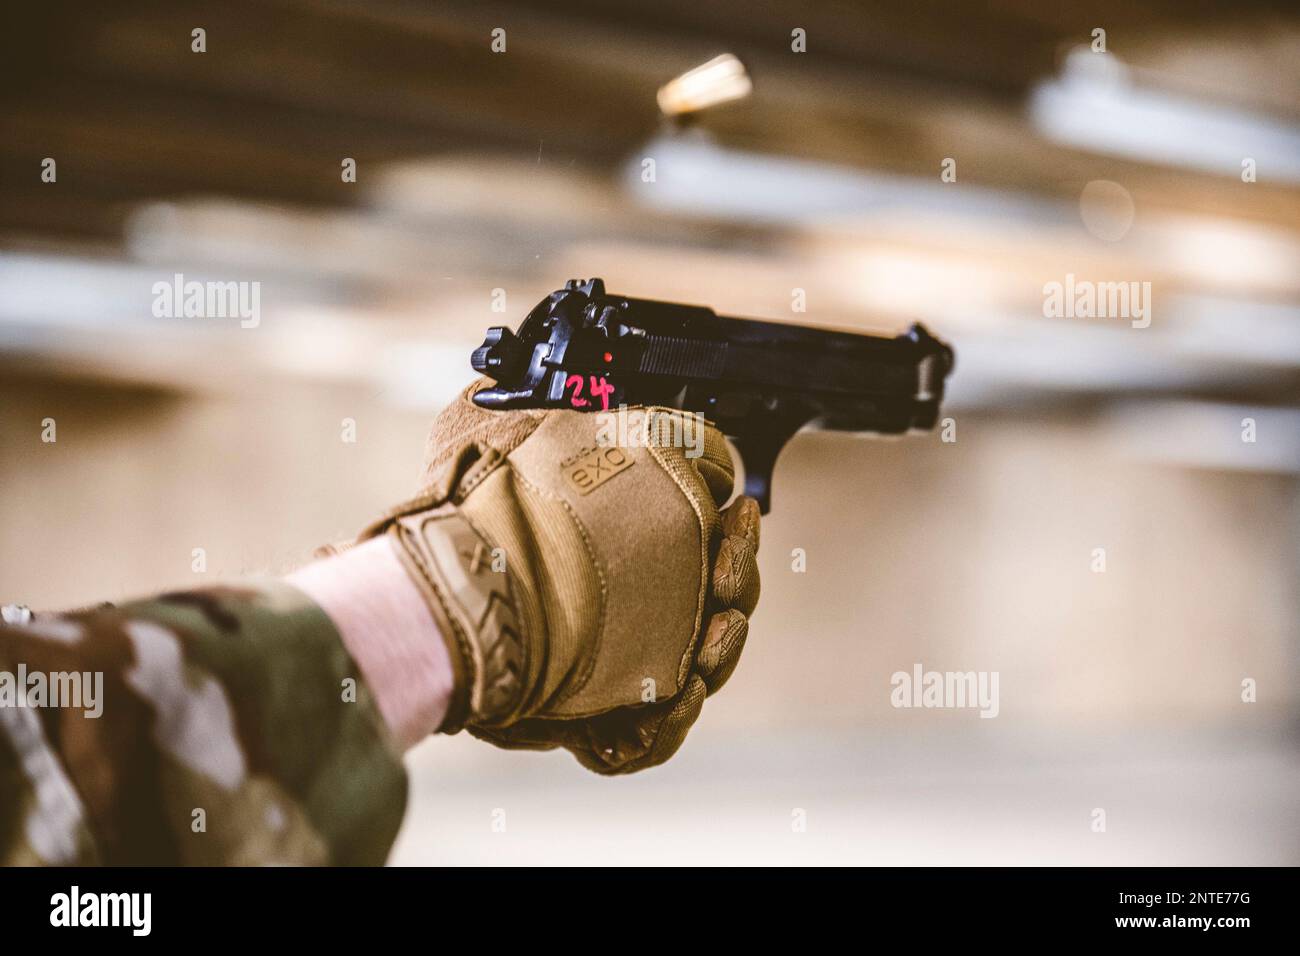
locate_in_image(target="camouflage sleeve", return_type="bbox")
[0,582,407,865]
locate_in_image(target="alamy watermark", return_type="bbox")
[152,273,260,328]
[50,886,151,936]
[1043,273,1151,329]
[595,406,705,459]
[890,663,999,718]
[0,665,103,718]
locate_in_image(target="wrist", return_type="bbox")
[286,535,455,749]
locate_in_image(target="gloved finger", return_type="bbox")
[693,426,736,508]
[633,674,706,771]
[421,379,544,487]
[572,675,707,775]
[466,721,567,752]
[712,533,760,615]
[695,608,749,695]
[721,495,761,554]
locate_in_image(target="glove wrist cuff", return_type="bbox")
[384,505,525,732]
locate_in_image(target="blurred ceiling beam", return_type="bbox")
[4,0,1299,246]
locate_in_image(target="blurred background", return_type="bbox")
[2,1,1298,864]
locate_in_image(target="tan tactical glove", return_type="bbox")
[356,382,760,774]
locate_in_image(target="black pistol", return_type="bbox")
[471,278,955,512]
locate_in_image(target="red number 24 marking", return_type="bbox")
[566,374,614,411]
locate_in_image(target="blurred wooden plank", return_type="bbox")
[2,0,1298,239]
